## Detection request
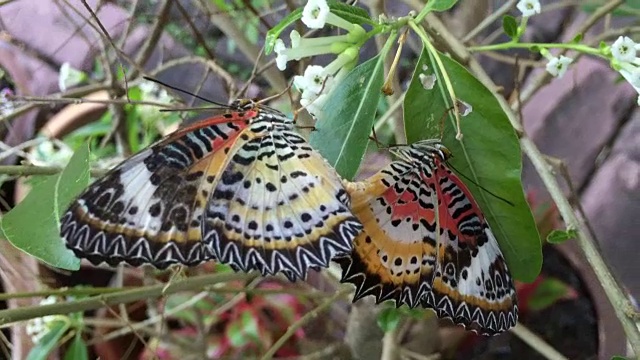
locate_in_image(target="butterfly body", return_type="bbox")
[61,101,362,280]
[337,140,517,335]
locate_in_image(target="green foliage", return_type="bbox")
[309,54,385,180]
[63,333,89,360]
[377,307,402,332]
[403,48,542,282]
[527,277,572,311]
[26,320,70,360]
[1,143,91,270]
[582,0,640,15]
[423,0,458,12]
[546,229,577,244]
[502,15,518,39]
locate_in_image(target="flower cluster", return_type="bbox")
[610,36,640,105]
[273,0,366,117]
[25,296,67,344]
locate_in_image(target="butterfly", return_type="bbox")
[335,139,517,335]
[60,99,363,280]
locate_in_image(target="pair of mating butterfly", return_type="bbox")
[60,99,517,336]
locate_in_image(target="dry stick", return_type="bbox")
[129,0,173,79]
[205,0,287,92]
[0,272,253,326]
[510,325,568,360]
[415,2,640,356]
[462,0,517,43]
[260,289,350,360]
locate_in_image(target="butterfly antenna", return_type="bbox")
[142,76,229,108]
[447,162,515,207]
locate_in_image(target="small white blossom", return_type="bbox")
[293,65,331,96]
[418,73,437,90]
[58,62,87,91]
[25,296,66,344]
[274,39,288,70]
[611,36,638,63]
[545,55,573,78]
[516,0,541,17]
[302,0,330,29]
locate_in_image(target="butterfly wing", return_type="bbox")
[336,161,439,308]
[60,112,252,268]
[338,151,517,335]
[424,157,517,335]
[202,129,363,281]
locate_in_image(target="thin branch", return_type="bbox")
[0,272,254,326]
[260,289,350,360]
[462,0,517,43]
[510,324,568,360]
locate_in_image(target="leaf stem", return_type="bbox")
[469,42,604,58]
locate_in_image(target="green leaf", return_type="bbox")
[64,333,88,360]
[327,2,374,25]
[502,15,518,39]
[546,229,577,244]
[377,307,402,332]
[309,55,385,180]
[528,278,572,311]
[571,33,583,44]
[425,0,458,12]
[26,320,70,360]
[403,48,542,282]
[0,143,91,270]
[611,356,630,360]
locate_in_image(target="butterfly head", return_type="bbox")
[390,139,452,165]
[230,98,292,131]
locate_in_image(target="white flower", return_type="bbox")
[545,55,573,78]
[611,36,638,63]
[418,73,436,90]
[293,65,330,96]
[58,62,87,91]
[274,39,288,70]
[302,0,330,29]
[516,0,541,17]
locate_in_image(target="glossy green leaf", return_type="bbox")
[63,333,88,360]
[309,55,385,180]
[528,278,572,311]
[377,307,401,332]
[1,143,90,270]
[502,15,518,39]
[26,320,70,360]
[424,0,458,12]
[403,48,542,282]
[546,229,577,244]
